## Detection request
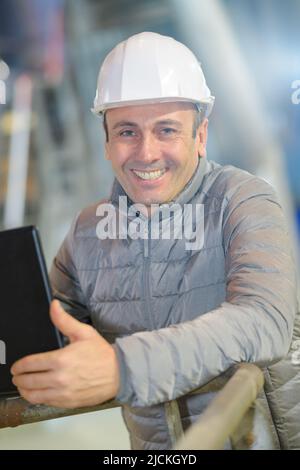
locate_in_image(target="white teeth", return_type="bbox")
[133,169,166,180]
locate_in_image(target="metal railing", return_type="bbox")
[0,396,118,429]
[0,363,264,450]
[174,363,264,450]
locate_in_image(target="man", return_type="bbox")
[11,32,297,450]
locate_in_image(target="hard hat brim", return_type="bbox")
[91,96,215,119]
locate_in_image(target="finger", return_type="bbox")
[12,371,57,391]
[50,300,92,342]
[11,349,60,375]
[18,387,61,406]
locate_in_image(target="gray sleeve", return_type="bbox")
[113,178,298,407]
[49,212,91,325]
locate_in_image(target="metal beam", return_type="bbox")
[0,397,119,429]
[174,363,264,450]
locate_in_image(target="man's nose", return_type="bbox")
[137,133,160,163]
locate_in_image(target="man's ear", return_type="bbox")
[196,118,208,158]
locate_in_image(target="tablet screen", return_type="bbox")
[0,226,62,397]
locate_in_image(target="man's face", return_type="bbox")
[105,101,208,208]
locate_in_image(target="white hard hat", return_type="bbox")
[92,32,214,118]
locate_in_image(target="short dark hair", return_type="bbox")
[102,104,203,142]
[103,112,109,142]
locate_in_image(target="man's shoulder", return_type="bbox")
[203,160,276,202]
[71,198,112,238]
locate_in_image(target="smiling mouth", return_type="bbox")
[131,169,167,180]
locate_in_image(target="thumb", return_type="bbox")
[50,300,93,342]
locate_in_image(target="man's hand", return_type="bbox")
[11,300,120,409]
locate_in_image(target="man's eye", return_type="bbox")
[161,128,176,135]
[120,130,135,137]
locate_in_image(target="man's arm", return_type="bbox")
[113,177,298,407]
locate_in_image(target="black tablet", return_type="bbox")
[0,226,62,397]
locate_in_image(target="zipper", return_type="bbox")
[142,218,154,330]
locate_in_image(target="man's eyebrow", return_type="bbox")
[112,121,137,130]
[155,119,183,128]
[111,119,183,130]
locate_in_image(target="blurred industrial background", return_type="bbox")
[0,0,299,449]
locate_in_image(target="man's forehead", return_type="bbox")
[106,101,195,125]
